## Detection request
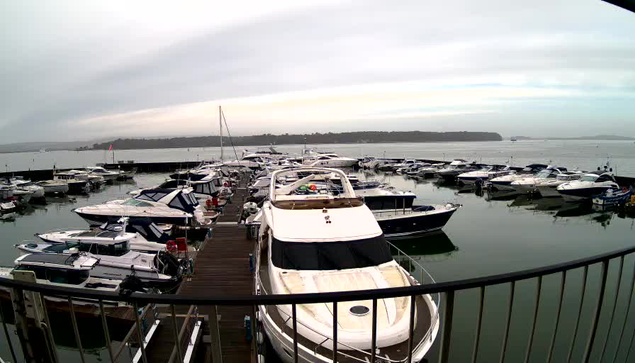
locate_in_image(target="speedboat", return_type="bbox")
[14,240,182,286]
[353,184,417,210]
[36,179,70,195]
[488,164,548,191]
[557,172,620,202]
[534,172,583,197]
[74,188,212,226]
[457,165,511,185]
[9,177,45,200]
[416,163,445,178]
[510,167,568,194]
[129,177,223,204]
[304,153,358,168]
[373,204,460,238]
[33,218,172,254]
[436,159,477,181]
[255,167,439,363]
[85,166,120,182]
[53,171,91,194]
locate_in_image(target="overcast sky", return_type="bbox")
[1,0,634,143]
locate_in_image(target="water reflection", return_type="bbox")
[390,231,458,262]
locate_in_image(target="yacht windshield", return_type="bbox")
[123,199,154,207]
[271,235,392,270]
[536,170,553,178]
[580,175,599,182]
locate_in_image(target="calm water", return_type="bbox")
[2,165,635,361]
[2,140,635,175]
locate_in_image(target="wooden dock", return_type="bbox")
[143,180,255,363]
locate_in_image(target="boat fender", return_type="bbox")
[244,315,252,341]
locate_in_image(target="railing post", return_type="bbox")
[332,302,338,363]
[0,300,18,363]
[471,287,485,363]
[38,293,59,363]
[566,265,589,363]
[133,302,148,363]
[611,262,635,363]
[171,304,183,363]
[581,260,609,363]
[407,294,416,363]
[98,300,115,363]
[499,281,515,363]
[546,271,567,363]
[599,256,624,362]
[208,305,223,363]
[371,298,378,363]
[524,276,543,363]
[68,297,86,363]
[292,303,299,363]
[10,287,36,361]
[438,290,455,363]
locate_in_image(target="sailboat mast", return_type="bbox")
[219,105,224,161]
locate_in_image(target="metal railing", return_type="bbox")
[1,243,635,363]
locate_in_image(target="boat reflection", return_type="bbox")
[389,231,458,262]
[506,195,618,228]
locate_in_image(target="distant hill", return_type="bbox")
[0,141,93,154]
[90,131,503,150]
[512,135,635,141]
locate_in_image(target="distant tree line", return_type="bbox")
[90,131,502,150]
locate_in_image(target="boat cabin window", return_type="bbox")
[15,265,47,279]
[45,268,90,285]
[76,241,129,256]
[271,235,392,270]
[580,175,599,182]
[123,199,154,207]
[535,170,553,178]
[595,175,614,183]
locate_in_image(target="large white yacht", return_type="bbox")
[510,167,569,194]
[303,153,358,168]
[556,172,620,201]
[74,188,210,226]
[436,159,477,181]
[255,167,439,363]
[488,164,548,191]
[534,172,583,197]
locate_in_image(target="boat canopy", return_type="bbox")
[135,188,198,213]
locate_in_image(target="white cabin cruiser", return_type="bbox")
[9,177,45,199]
[534,172,583,197]
[36,179,70,195]
[86,166,120,182]
[510,167,568,194]
[53,171,91,194]
[488,164,548,191]
[437,160,477,181]
[556,172,620,202]
[304,153,358,168]
[14,239,182,286]
[74,188,211,226]
[457,165,511,185]
[255,167,439,363]
[34,219,172,254]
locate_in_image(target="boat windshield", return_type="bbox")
[271,235,392,270]
[580,174,599,182]
[123,199,154,207]
[535,170,554,178]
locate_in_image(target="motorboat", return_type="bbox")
[592,188,632,207]
[457,165,511,185]
[304,153,358,168]
[436,159,477,181]
[9,177,45,200]
[373,203,460,238]
[510,167,569,194]
[53,171,91,194]
[129,177,224,204]
[34,219,173,254]
[397,162,429,176]
[0,253,122,296]
[14,240,182,286]
[74,188,212,226]
[254,167,439,363]
[534,172,583,197]
[0,184,13,200]
[358,156,387,169]
[353,184,417,210]
[487,164,548,191]
[1,201,17,214]
[557,172,620,202]
[416,163,445,178]
[85,166,120,182]
[36,179,70,195]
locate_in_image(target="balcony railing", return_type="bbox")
[1,243,635,363]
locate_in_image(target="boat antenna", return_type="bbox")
[220,107,240,163]
[219,106,224,161]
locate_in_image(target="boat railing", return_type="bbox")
[2,243,635,363]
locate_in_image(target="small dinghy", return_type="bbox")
[592,188,632,207]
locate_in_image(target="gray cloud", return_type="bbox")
[1,0,635,142]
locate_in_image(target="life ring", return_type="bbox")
[166,241,177,253]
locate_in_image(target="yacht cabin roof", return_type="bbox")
[16,253,98,270]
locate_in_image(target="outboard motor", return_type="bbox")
[120,275,147,295]
[156,250,182,277]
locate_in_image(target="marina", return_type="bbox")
[1,144,635,362]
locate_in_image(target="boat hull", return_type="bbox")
[374,206,458,238]
[557,187,613,202]
[535,185,561,198]
[75,211,189,227]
